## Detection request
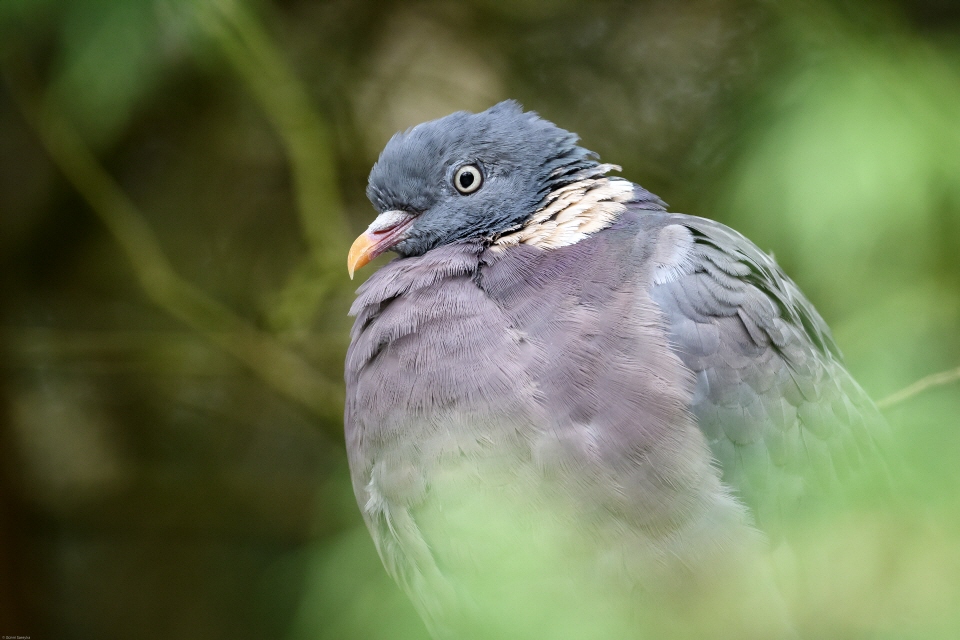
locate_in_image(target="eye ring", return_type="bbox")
[453,164,483,194]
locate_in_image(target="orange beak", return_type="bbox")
[347,210,416,279]
[347,233,377,279]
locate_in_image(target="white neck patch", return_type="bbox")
[491,166,634,251]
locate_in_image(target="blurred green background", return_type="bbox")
[1,0,959,638]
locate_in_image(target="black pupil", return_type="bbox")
[459,171,475,189]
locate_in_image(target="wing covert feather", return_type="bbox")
[648,216,886,532]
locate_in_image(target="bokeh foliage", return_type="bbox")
[1,0,959,638]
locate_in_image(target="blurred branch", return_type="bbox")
[2,67,344,435]
[878,366,960,410]
[195,0,351,329]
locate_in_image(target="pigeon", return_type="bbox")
[344,101,886,639]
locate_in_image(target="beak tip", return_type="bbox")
[347,235,374,280]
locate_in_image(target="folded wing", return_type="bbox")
[648,216,887,534]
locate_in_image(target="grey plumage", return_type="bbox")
[344,102,886,639]
[647,216,885,536]
[364,100,663,258]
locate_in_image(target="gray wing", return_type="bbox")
[648,215,887,534]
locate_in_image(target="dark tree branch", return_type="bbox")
[3,68,344,436]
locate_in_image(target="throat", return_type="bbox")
[491,171,635,250]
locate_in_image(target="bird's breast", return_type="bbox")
[345,229,734,527]
[343,231,765,636]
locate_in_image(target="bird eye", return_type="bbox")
[453,164,483,194]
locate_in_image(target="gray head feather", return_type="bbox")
[366,100,602,257]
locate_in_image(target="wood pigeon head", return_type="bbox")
[349,100,602,276]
